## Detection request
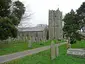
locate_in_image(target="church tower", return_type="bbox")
[49,8,63,40]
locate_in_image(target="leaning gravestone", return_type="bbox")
[67,48,85,58]
[50,41,56,60]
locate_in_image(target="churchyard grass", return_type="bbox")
[53,44,85,64]
[2,44,85,64]
[0,40,28,56]
[2,49,51,64]
[0,39,64,56]
[71,40,85,48]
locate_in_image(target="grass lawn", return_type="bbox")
[0,39,65,56]
[53,44,85,64]
[0,40,28,56]
[71,40,85,48]
[2,44,85,64]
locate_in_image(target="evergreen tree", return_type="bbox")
[63,10,81,44]
[0,0,25,40]
[77,2,85,29]
[0,0,11,17]
[12,1,25,21]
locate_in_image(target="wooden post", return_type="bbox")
[50,41,56,60]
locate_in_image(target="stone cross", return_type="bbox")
[50,41,56,60]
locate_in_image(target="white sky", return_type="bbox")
[18,0,85,27]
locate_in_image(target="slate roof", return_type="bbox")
[18,24,47,32]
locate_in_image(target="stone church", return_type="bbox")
[18,8,63,42]
[18,24,48,42]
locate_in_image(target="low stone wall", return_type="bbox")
[67,48,85,58]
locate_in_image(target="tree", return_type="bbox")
[8,15,19,26]
[77,2,85,29]
[12,1,25,22]
[0,0,11,17]
[63,9,82,44]
[9,1,25,26]
[0,17,17,40]
[0,0,25,40]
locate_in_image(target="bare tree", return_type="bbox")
[18,5,34,27]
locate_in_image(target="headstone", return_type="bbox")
[32,37,35,42]
[67,43,71,49]
[67,48,85,58]
[35,37,38,43]
[8,37,11,43]
[28,40,32,48]
[56,44,59,56]
[23,37,26,42]
[50,41,56,60]
[67,40,71,49]
[25,36,28,42]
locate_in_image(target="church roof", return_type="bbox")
[18,24,47,32]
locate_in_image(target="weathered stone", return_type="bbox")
[28,40,32,48]
[66,39,71,49]
[32,37,35,42]
[50,41,56,60]
[8,37,11,42]
[17,24,47,43]
[66,43,71,49]
[56,44,59,57]
[67,48,85,58]
[49,9,63,40]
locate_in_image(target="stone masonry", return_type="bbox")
[49,8,63,40]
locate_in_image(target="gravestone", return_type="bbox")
[66,43,71,49]
[50,41,56,60]
[66,39,71,49]
[35,37,38,43]
[25,36,28,42]
[67,48,85,58]
[56,44,59,56]
[8,37,11,43]
[28,40,32,48]
[32,37,35,42]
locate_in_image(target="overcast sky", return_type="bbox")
[18,0,85,27]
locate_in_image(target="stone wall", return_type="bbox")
[18,30,47,43]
